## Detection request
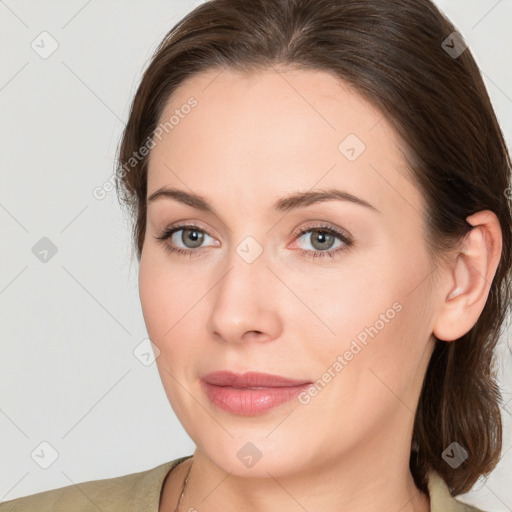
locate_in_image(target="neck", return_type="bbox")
[175,444,430,512]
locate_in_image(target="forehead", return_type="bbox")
[147,67,425,221]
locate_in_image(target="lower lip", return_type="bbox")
[201,381,311,416]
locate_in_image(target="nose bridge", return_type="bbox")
[206,235,281,343]
[219,228,270,297]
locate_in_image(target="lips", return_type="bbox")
[201,370,311,388]
[200,371,312,415]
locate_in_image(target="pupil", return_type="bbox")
[314,231,333,250]
[184,229,203,248]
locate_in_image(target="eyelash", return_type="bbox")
[153,223,354,260]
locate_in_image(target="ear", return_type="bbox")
[432,210,503,342]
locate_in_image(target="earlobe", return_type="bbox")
[433,210,503,342]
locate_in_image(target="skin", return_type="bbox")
[138,67,503,512]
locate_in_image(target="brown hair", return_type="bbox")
[115,0,512,496]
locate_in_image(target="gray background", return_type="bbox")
[1,0,511,509]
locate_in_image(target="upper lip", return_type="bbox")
[201,371,311,388]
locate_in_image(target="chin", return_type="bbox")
[192,428,318,479]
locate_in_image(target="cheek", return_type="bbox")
[139,257,192,409]
[286,252,400,353]
[138,251,204,367]
[138,254,165,339]
[306,245,433,386]
[138,251,186,348]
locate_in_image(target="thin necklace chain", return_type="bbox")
[174,457,193,512]
[172,456,429,511]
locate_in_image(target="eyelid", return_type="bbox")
[290,220,352,241]
[154,219,354,259]
[156,220,351,242]
[156,220,220,241]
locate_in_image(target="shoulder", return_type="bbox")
[0,456,191,512]
[427,470,488,512]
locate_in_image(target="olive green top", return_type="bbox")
[0,455,486,511]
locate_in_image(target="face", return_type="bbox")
[139,67,438,478]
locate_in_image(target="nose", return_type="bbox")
[206,247,282,345]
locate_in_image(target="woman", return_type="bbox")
[1,0,510,511]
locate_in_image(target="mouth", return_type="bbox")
[200,371,312,415]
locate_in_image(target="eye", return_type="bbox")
[153,223,217,258]
[292,224,354,260]
[153,222,354,260]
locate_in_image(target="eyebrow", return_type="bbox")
[147,187,380,215]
